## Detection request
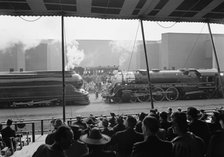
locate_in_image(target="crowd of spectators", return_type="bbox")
[31,106,224,157]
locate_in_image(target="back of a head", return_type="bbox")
[127,115,137,128]
[143,116,159,134]
[172,112,188,133]
[54,119,63,130]
[6,119,13,126]
[160,111,168,121]
[187,107,200,120]
[54,125,73,143]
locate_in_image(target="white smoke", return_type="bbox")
[109,40,138,69]
[65,40,85,70]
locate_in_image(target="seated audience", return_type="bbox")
[131,116,173,157]
[65,125,88,157]
[111,115,143,157]
[80,127,116,157]
[45,119,63,145]
[1,119,16,150]
[171,111,205,157]
[32,125,74,157]
[207,111,224,157]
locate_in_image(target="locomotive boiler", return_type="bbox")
[0,71,90,108]
[102,68,224,103]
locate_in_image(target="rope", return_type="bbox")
[19,16,42,22]
[127,23,140,70]
[184,23,206,67]
[156,22,177,29]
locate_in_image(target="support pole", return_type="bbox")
[140,20,154,109]
[207,23,224,97]
[61,15,66,122]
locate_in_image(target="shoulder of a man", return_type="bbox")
[32,144,49,157]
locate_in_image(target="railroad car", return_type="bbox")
[0,71,90,108]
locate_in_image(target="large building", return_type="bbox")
[0,33,224,72]
[137,33,224,71]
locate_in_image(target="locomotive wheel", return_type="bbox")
[165,87,179,101]
[112,97,122,103]
[129,92,137,103]
[152,87,165,102]
[136,91,150,102]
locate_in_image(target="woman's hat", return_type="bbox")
[80,127,111,145]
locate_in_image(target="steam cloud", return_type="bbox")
[109,40,138,69]
[65,40,85,70]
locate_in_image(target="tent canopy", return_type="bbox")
[0,0,224,24]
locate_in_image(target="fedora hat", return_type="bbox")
[80,127,110,145]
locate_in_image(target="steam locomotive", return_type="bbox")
[102,68,224,103]
[0,71,90,108]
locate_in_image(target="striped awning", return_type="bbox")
[0,0,224,24]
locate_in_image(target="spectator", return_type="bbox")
[112,116,125,134]
[101,119,114,137]
[1,119,16,150]
[150,112,166,140]
[131,116,173,157]
[109,113,117,128]
[171,112,205,157]
[159,111,171,132]
[32,125,74,157]
[73,116,88,130]
[135,112,147,133]
[208,111,222,135]
[80,127,115,157]
[111,115,144,157]
[207,112,224,157]
[167,107,173,122]
[45,119,63,145]
[65,125,88,157]
[187,107,211,148]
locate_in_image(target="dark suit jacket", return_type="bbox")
[131,135,173,157]
[82,150,116,157]
[1,126,16,148]
[111,128,144,157]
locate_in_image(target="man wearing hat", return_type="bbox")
[45,119,63,145]
[187,107,211,148]
[80,127,115,157]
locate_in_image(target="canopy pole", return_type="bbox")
[61,15,66,122]
[207,23,224,97]
[140,20,154,109]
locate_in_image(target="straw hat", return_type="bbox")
[80,127,111,145]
